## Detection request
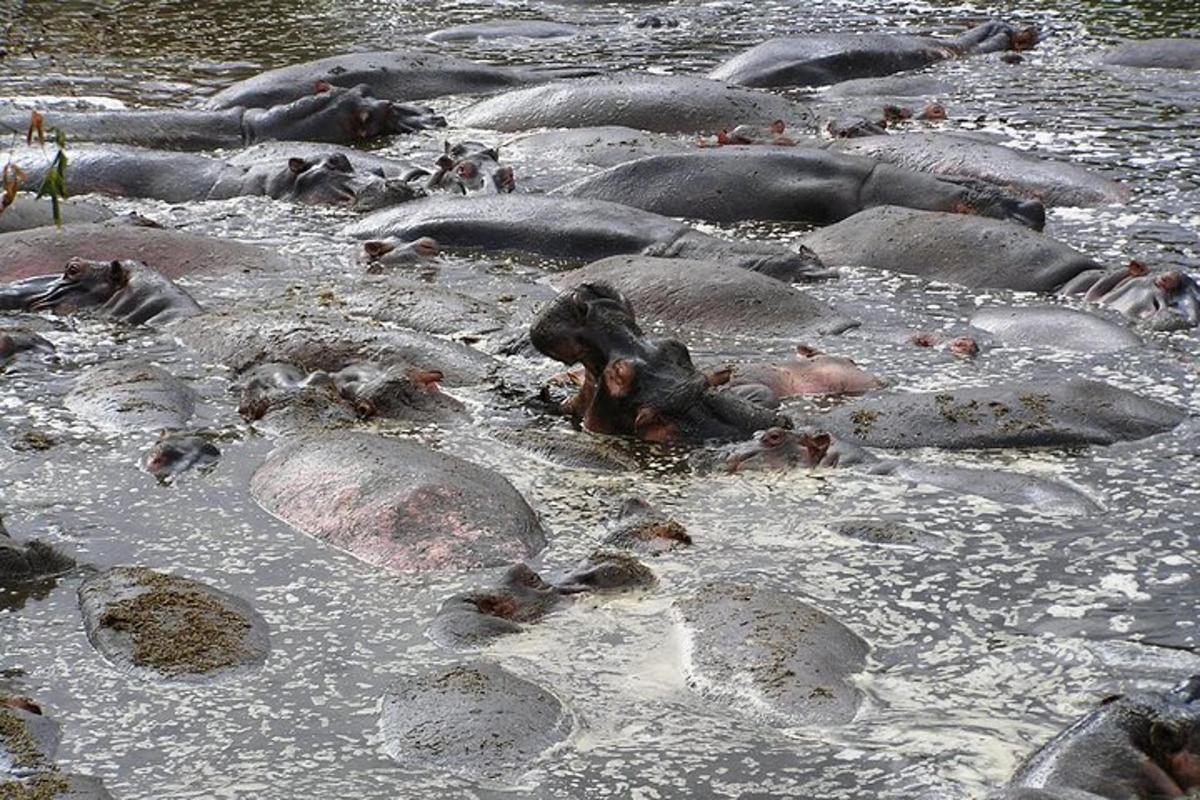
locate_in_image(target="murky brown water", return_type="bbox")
[1,1,1198,798]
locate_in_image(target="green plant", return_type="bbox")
[0,110,68,226]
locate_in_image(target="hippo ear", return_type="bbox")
[288,158,310,175]
[795,344,821,358]
[798,433,832,466]
[314,80,332,94]
[362,240,396,259]
[633,406,677,443]
[705,367,732,387]
[1150,721,1186,755]
[107,260,128,286]
[405,368,444,387]
[602,359,637,398]
[1128,260,1149,277]
[770,120,786,135]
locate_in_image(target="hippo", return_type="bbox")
[491,428,641,473]
[0,774,114,799]
[333,275,509,338]
[555,256,858,338]
[139,432,221,483]
[346,194,831,282]
[250,433,547,574]
[426,20,581,43]
[78,566,270,682]
[994,675,1200,799]
[709,20,1037,88]
[0,196,113,233]
[1099,38,1200,70]
[822,74,954,99]
[205,51,599,109]
[722,428,1101,514]
[1060,261,1200,332]
[530,282,788,443]
[601,497,691,554]
[454,73,804,134]
[420,141,515,195]
[556,147,1046,229]
[378,662,572,782]
[6,258,201,326]
[811,379,1185,450]
[674,582,869,726]
[831,133,1129,207]
[0,694,114,797]
[12,145,421,210]
[360,237,442,271]
[969,307,1142,353]
[720,345,885,406]
[501,126,693,191]
[0,85,443,150]
[826,518,947,551]
[0,223,293,282]
[0,516,74,583]
[0,329,54,367]
[65,362,196,434]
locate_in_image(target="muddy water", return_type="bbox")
[1,0,1198,798]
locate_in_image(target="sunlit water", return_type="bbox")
[0,0,1198,798]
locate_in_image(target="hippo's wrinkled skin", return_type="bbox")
[675,582,869,726]
[206,51,598,109]
[602,497,691,554]
[12,258,201,326]
[0,515,74,583]
[454,73,803,134]
[1099,38,1200,70]
[251,434,547,574]
[721,346,885,406]
[555,256,857,338]
[426,20,581,43]
[0,223,292,283]
[832,133,1128,207]
[530,282,788,443]
[1061,262,1200,332]
[78,566,270,682]
[970,307,1142,353]
[0,196,113,233]
[378,662,572,782]
[723,428,1100,514]
[0,85,443,150]
[558,147,1046,229]
[347,194,830,282]
[802,206,1101,292]
[815,379,1185,450]
[710,20,1037,88]
[139,432,220,483]
[65,362,197,433]
[994,676,1200,799]
[14,146,421,210]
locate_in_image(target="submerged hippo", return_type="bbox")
[555,256,857,338]
[675,582,869,726]
[721,345,885,406]
[723,428,1100,514]
[501,126,692,191]
[0,516,74,583]
[13,146,420,210]
[531,282,787,443]
[710,20,1037,88]
[0,329,54,367]
[3,258,201,326]
[378,662,572,782]
[0,695,113,798]
[995,675,1200,799]
[206,51,598,109]
[250,433,547,573]
[454,73,803,134]
[1099,38,1200,70]
[1061,261,1200,332]
[0,196,113,233]
[346,194,830,282]
[601,497,691,554]
[425,20,581,43]
[1,85,442,150]
[557,147,1046,229]
[139,432,221,483]
[65,362,197,434]
[831,132,1128,207]
[970,306,1142,353]
[814,379,1185,450]
[78,566,270,682]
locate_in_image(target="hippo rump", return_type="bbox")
[0,85,442,150]
[205,51,599,109]
[0,223,292,282]
[674,582,869,726]
[1099,38,1200,70]
[0,196,113,233]
[994,675,1200,799]
[531,282,787,443]
[11,145,420,210]
[554,256,858,338]
[425,20,581,42]
[78,566,270,682]
[709,20,1037,88]
[556,147,1046,229]
[812,379,1185,450]
[345,194,830,282]
[64,362,197,433]
[378,661,572,782]
[0,258,202,326]
[454,73,804,134]
[250,433,547,573]
[831,133,1128,207]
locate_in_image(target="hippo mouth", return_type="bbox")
[0,274,60,312]
[26,276,86,311]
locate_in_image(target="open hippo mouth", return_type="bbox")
[26,258,126,312]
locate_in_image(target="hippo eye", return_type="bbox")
[65,262,83,279]
[762,428,787,447]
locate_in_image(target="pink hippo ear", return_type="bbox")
[705,366,732,387]
[769,120,786,135]
[795,344,822,358]
[797,432,832,466]
[633,406,678,443]
[602,358,637,398]
[1155,272,1182,293]
[362,240,396,259]
[406,368,444,389]
[288,157,310,175]
[106,260,129,288]
[1128,259,1149,277]
[314,80,332,94]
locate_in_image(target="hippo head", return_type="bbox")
[25,258,134,313]
[276,153,421,210]
[139,431,221,483]
[251,83,446,144]
[959,183,1046,230]
[424,141,516,195]
[530,282,787,443]
[1099,268,1200,331]
[723,428,865,472]
[360,237,441,270]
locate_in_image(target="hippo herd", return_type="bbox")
[1,6,1199,799]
